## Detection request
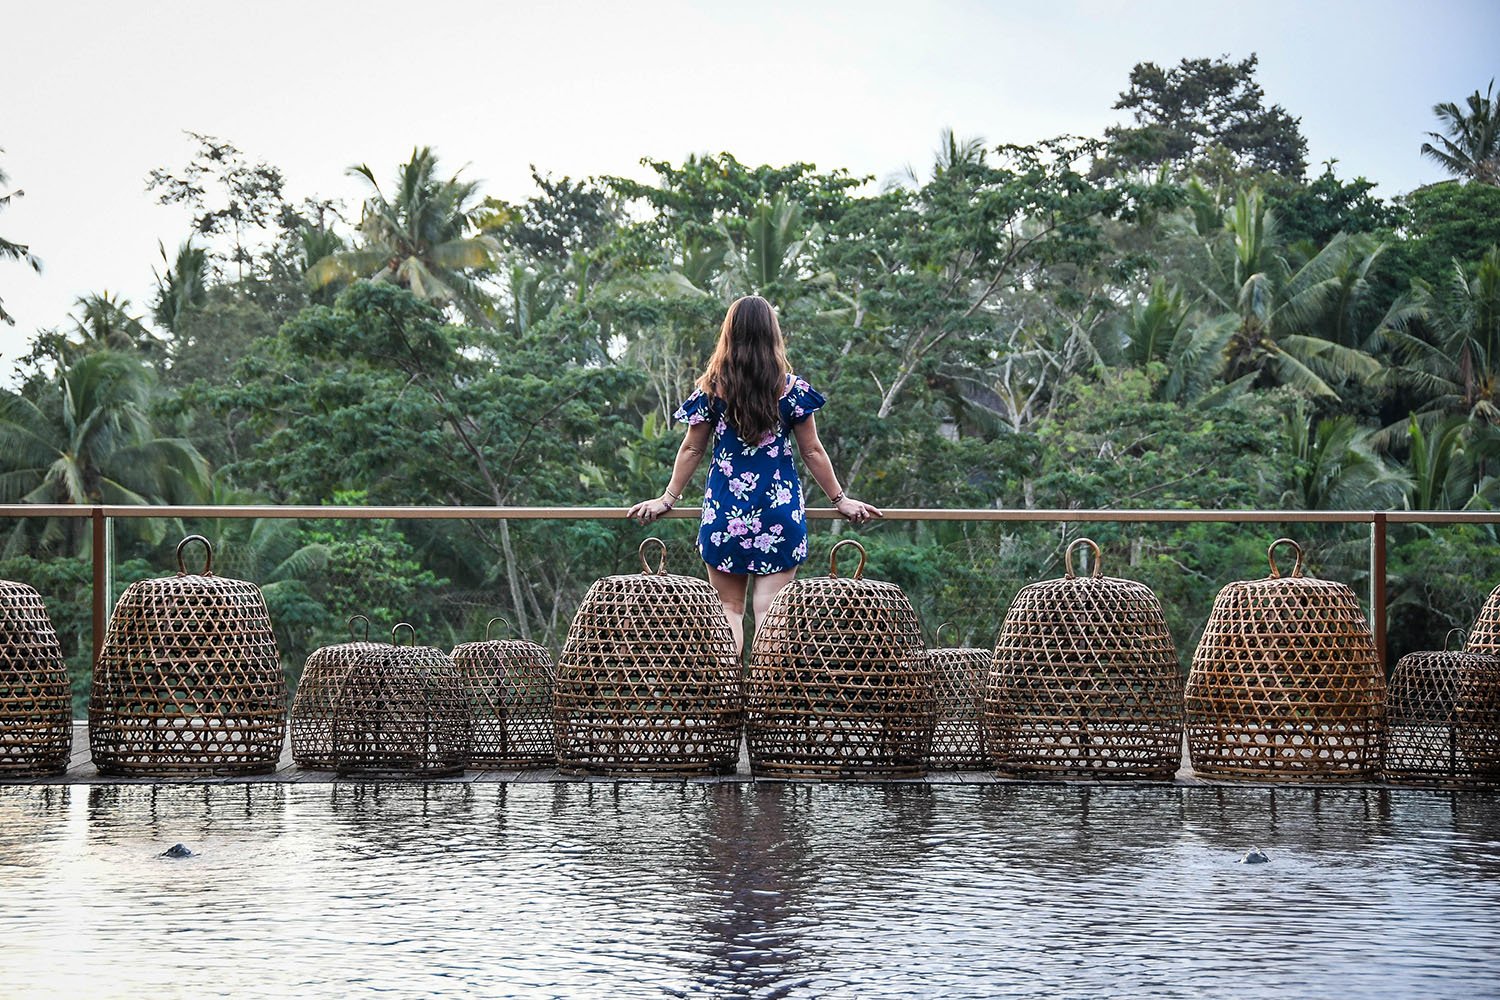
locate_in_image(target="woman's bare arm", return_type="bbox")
[628,422,712,523]
[792,415,882,524]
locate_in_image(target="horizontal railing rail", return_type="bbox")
[0,503,1494,673]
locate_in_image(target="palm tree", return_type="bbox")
[1421,80,1500,185]
[0,351,209,551]
[62,292,163,360]
[1403,415,1479,510]
[1282,405,1409,510]
[151,241,209,336]
[1201,188,1384,399]
[717,195,822,299]
[0,149,41,326]
[1118,279,1249,404]
[306,147,500,322]
[1383,246,1500,426]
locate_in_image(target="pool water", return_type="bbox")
[0,783,1497,998]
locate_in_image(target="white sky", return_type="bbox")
[1,0,1496,363]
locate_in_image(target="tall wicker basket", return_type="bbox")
[746,539,932,779]
[554,539,741,777]
[452,617,556,769]
[89,535,286,776]
[1185,538,1385,782]
[290,615,386,769]
[330,623,471,777]
[986,539,1183,780]
[925,623,990,770]
[0,581,73,777]
[1385,630,1500,788]
[1467,584,1500,657]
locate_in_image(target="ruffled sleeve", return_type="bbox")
[673,388,714,426]
[780,375,825,425]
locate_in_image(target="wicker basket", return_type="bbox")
[290,615,387,769]
[1467,585,1500,656]
[924,623,990,770]
[1185,538,1385,782]
[554,539,741,777]
[89,536,286,776]
[452,616,556,769]
[330,623,471,777]
[1385,630,1500,788]
[746,539,932,779]
[0,581,73,777]
[986,539,1182,780]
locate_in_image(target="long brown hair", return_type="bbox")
[696,295,790,443]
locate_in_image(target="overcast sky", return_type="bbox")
[1,0,1496,362]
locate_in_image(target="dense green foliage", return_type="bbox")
[4,59,1499,713]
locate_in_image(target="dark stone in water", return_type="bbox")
[1239,847,1270,865]
[160,844,194,859]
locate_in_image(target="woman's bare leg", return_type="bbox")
[706,566,750,655]
[750,567,798,638]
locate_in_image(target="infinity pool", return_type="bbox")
[0,783,1496,998]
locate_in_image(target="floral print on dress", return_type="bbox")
[673,373,825,575]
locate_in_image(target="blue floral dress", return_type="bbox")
[674,374,826,575]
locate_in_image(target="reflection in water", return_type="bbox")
[0,783,1497,998]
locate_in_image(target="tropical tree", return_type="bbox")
[59,292,163,360]
[0,149,40,326]
[152,240,209,335]
[1116,281,1245,404]
[0,351,209,550]
[1282,405,1408,510]
[1421,80,1500,185]
[306,147,500,322]
[1383,246,1500,427]
[1199,188,1384,398]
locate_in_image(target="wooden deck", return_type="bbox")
[0,723,1404,790]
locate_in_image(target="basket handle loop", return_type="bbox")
[1267,537,1305,579]
[175,534,214,576]
[485,616,510,641]
[829,538,867,579]
[935,622,957,648]
[392,622,416,646]
[347,614,370,641]
[1064,537,1103,579]
[639,537,667,575]
[1446,627,1467,651]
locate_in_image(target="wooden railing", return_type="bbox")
[3,503,1497,669]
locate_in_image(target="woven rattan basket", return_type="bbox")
[554,539,741,777]
[452,617,556,769]
[89,535,286,776]
[330,623,471,777]
[0,581,73,777]
[986,539,1182,780]
[746,539,932,779]
[924,623,989,770]
[290,615,387,769]
[1467,585,1500,656]
[1385,630,1500,788]
[1185,538,1385,782]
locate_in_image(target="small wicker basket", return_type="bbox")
[746,539,933,779]
[986,538,1182,780]
[89,536,286,776]
[330,623,471,777]
[924,623,990,770]
[1185,538,1385,782]
[554,539,741,777]
[1385,629,1500,788]
[289,615,386,769]
[451,616,556,769]
[0,581,73,777]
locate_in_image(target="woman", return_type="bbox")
[628,295,881,653]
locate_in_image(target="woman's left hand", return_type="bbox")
[628,496,674,525]
[835,496,883,525]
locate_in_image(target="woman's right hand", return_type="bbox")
[628,496,674,525]
[835,495,882,525]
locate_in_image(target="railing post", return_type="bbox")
[91,507,106,668]
[1370,512,1387,672]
